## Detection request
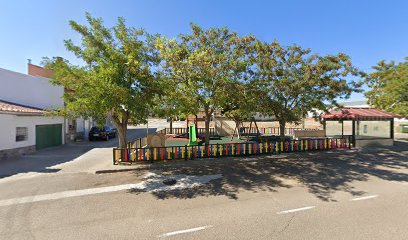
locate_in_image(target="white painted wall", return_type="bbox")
[76,117,85,132]
[0,113,64,151]
[0,68,64,109]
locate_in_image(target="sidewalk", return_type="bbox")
[0,127,156,179]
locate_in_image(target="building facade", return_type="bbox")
[0,67,65,160]
[27,63,95,142]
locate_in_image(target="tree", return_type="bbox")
[156,23,254,146]
[219,81,257,139]
[252,40,361,140]
[152,78,193,134]
[44,13,161,148]
[364,58,408,116]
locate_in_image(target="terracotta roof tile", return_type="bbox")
[0,100,45,115]
[322,107,395,120]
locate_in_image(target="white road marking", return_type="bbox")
[351,195,378,201]
[0,174,222,207]
[159,225,212,238]
[277,206,315,214]
[0,183,139,207]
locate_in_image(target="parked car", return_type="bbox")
[89,126,116,141]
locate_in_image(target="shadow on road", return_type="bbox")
[129,140,408,201]
[0,128,157,179]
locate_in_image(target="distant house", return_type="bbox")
[342,100,370,108]
[0,67,65,160]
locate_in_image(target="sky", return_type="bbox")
[1,0,407,101]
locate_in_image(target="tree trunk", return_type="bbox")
[118,124,127,148]
[195,114,198,136]
[253,118,260,135]
[232,119,240,140]
[114,120,128,148]
[112,114,128,148]
[170,118,173,134]
[204,113,211,146]
[248,120,253,137]
[237,121,242,139]
[279,120,286,142]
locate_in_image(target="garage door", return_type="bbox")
[35,124,62,150]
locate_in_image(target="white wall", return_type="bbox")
[76,117,85,132]
[0,68,64,109]
[0,113,64,151]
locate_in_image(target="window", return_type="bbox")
[16,127,28,142]
[363,125,368,134]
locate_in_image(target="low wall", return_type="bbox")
[294,130,326,138]
[214,118,323,136]
[355,138,394,147]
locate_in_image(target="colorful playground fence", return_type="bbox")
[114,136,352,165]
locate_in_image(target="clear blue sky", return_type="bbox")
[1,0,407,101]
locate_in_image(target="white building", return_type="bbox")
[27,63,97,142]
[0,67,65,160]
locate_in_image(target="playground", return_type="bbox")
[164,124,296,147]
[117,118,355,164]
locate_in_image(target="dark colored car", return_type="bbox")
[89,126,116,141]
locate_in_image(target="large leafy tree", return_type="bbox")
[252,40,361,140]
[365,59,408,116]
[156,24,254,146]
[44,13,161,148]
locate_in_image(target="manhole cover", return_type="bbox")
[163,179,177,185]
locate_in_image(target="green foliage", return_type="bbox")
[43,13,161,147]
[251,40,362,137]
[156,23,255,144]
[219,80,256,121]
[179,113,187,121]
[151,74,192,121]
[44,13,366,146]
[364,59,408,116]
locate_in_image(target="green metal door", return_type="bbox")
[401,124,408,133]
[35,124,62,150]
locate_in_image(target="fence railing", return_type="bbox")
[127,127,317,148]
[115,136,352,164]
[163,127,216,136]
[127,136,148,149]
[127,127,216,148]
[240,127,319,136]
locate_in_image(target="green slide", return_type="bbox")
[188,124,198,146]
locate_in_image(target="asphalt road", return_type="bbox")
[0,139,407,239]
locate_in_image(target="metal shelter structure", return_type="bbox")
[322,108,395,147]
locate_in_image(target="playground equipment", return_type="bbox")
[231,117,261,140]
[147,133,166,147]
[188,124,198,146]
